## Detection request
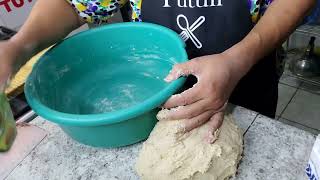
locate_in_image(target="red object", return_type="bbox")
[0,0,12,12]
[0,0,33,12]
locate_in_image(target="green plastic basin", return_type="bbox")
[25,22,187,148]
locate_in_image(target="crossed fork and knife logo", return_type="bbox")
[177,14,206,49]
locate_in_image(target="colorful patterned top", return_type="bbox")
[67,0,273,24]
[249,0,273,23]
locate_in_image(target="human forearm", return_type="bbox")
[224,0,315,78]
[9,0,83,69]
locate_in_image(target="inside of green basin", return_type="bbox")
[26,23,187,116]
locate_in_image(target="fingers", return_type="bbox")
[163,85,202,108]
[164,61,198,82]
[205,111,224,144]
[213,101,228,113]
[164,99,210,120]
[181,110,215,133]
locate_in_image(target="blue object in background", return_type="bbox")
[303,0,320,25]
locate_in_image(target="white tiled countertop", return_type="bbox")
[5,106,316,180]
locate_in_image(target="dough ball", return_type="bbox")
[135,111,243,180]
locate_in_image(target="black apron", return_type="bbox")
[140,0,279,118]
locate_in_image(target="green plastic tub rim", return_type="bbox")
[25,22,188,127]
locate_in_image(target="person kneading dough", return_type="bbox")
[135,109,243,180]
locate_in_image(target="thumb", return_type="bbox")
[164,60,197,82]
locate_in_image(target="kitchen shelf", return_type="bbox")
[284,25,320,86]
[283,71,320,86]
[283,51,320,86]
[295,25,320,38]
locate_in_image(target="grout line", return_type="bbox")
[297,83,320,96]
[3,133,47,180]
[297,80,304,89]
[243,113,259,135]
[298,79,304,88]
[278,82,301,89]
[280,117,320,132]
[279,87,299,118]
[279,73,320,96]
[285,73,317,85]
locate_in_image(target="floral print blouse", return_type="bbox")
[67,0,273,24]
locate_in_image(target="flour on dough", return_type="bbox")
[135,110,243,180]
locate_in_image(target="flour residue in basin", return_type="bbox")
[135,54,162,66]
[56,65,70,79]
[120,84,136,101]
[128,54,158,66]
[141,72,152,78]
[93,98,115,113]
[123,49,163,65]
[140,72,161,80]
[141,54,161,60]
[93,84,141,113]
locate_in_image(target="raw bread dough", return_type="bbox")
[135,110,243,180]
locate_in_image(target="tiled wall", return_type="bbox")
[288,29,320,49]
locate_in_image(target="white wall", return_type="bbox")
[0,16,6,26]
[0,0,36,30]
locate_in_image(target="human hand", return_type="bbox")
[160,53,244,143]
[0,40,25,92]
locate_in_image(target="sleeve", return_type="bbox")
[257,0,320,26]
[129,0,142,22]
[66,0,128,24]
[248,0,272,23]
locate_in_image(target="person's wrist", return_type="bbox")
[221,49,251,82]
[7,38,36,72]
[222,30,263,79]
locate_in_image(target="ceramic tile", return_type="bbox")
[279,74,303,88]
[7,105,257,180]
[299,82,320,95]
[6,118,142,180]
[0,124,47,180]
[288,32,315,49]
[226,104,258,134]
[282,90,320,130]
[236,115,316,180]
[7,111,315,180]
[276,84,297,116]
[278,118,320,135]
